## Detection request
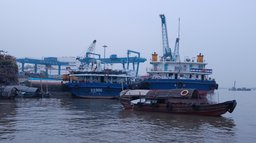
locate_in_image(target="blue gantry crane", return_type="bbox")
[16,57,69,75]
[77,40,146,77]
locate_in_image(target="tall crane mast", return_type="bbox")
[160,14,172,60]
[86,40,97,54]
[173,18,180,62]
[85,40,98,59]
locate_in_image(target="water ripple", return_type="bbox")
[0,90,248,143]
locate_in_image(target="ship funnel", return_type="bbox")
[152,52,158,61]
[197,53,204,63]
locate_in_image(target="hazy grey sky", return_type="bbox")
[1,0,256,88]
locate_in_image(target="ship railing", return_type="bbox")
[147,68,163,72]
[190,68,212,73]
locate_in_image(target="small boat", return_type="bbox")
[0,86,18,99]
[120,89,236,116]
[15,85,43,98]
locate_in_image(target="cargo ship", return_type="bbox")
[136,52,218,95]
[134,14,218,95]
[64,40,146,99]
[65,69,133,99]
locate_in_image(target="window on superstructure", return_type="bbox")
[78,77,83,82]
[201,75,205,80]
[108,77,112,83]
[100,76,104,82]
[175,74,178,79]
[113,76,118,83]
[118,77,126,84]
[183,65,187,71]
[199,65,204,69]
[86,76,90,82]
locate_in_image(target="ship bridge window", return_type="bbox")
[201,75,205,80]
[86,76,91,82]
[100,76,104,82]
[112,77,117,83]
[199,65,204,69]
[92,76,98,82]
[175,74,178,79]
[117,77,125,84]
[104,77,108,82]
[78,77,84,82]
[108,77,112,83]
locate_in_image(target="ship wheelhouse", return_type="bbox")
[147,53,214,81]
[69,73,131,85]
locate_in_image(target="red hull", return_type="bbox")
[121,100,236,116]
[119,89,236,116]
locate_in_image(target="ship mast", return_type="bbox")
[173,18,180,62]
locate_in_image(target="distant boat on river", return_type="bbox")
[229,81,251,91]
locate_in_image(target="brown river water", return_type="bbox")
[0,89,255,143]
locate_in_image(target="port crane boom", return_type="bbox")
[160,14,172,60]
[86,40,97,55]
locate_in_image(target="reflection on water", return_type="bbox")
[0,91,249,143]
[119,110,236,143]
[0,100,17,141]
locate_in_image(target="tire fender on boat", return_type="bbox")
[180,89,189,96]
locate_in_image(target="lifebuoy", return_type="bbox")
[180,89,189,96]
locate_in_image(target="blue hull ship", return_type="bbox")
[65,70,132,99]
[134,14,218,95]
[64,46,146,99]
[136,78,218,95]
[134,52,219,96]
[67,82,128,99]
